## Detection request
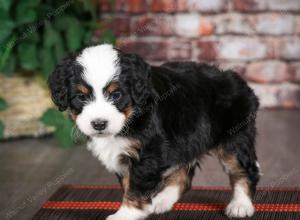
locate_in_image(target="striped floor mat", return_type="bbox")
[32,185,300,220]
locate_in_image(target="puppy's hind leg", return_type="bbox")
[216,131,260,218]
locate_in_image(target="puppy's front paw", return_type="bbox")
[106,206,147,220]
[106,213,131,220]
[106,214,117,220]
[151,185,180,214]
[225,199,255,218]
[152,199,174,214]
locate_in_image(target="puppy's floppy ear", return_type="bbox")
[48,54,80,111]
[119,53,153,107]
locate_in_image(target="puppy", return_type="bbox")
[48,44,260,220]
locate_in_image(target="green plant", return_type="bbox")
[0,0,116,78]
[0,97,8,139]
[40,108,74,148]
[0,0,116,146]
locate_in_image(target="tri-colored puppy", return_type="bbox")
[48,44,260,220]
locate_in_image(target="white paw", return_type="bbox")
[106,206,147,220]
[151,186,179,214]
[225,200,255,218]
[106,213,132,220]
[152,199,174,214]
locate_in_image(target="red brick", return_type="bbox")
[101,16,130,36]
[117,39,168,61]
[197,40,219,60]
[175,14,199,37]
[99,0,125,12]
[176,0,188,12]
[132,15,174,36]
[254,14,294,35]
[250,83,300,108]
[215,14,255,35]
[233,0,267,12]
[128,0,148,13]
[181,0,227,12]
[99,0,113,11]
[219,62,247,76]
[175,14,214,37]
[277,84,300,109]
[249,84,279,108]
[199,18,215,36]
[267,0,300,11]
[245,61,289,83]
[262,38,280,59]
[151,0,177,12]
[218,37,268,61]
[279,37,300,60]
[296,17,300,34]
[289,62,300,83]
[167,39,192,60]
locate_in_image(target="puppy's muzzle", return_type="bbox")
[91,119,108,131]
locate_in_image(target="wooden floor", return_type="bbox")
[0,110,300,220]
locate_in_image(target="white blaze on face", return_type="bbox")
[75,44,126,136]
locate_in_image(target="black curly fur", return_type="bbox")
[48,48,260,201]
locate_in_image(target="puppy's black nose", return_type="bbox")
[91,119,107,131]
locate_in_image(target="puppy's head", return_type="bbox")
[48,44,152,137]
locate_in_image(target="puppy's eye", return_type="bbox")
[77,94,86,101]
[110,91,122,101]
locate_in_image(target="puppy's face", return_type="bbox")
[48,44,151,137]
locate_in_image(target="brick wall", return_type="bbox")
[99,0,300,108]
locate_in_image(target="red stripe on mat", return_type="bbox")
[66,185,300,191]
[42,201,300,212]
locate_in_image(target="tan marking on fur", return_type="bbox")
[216,147,251,197]
[121,175,129,192]
[164,166,194,194]
[124,104,134,119]
[106,82,119,94]
[77,84,89,94]
[235,178,251,196]
[70,112,77,120]
[121,175,148,210]
[117,140,145,210]
[119,139,141,168]
[128,139,141,159]
[120,164,195,213]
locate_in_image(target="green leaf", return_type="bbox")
[0,9,8,20]
[17,43,39,70]
[26,0,41,7]
[16,9,37,25]
[0,0,12,11]
[0,20,15,42]
[0,120,4,139]
[54,119,74,148]
[0,97,8,111]
[40,108,75,148]
[1,54,16,75]
[100,30,116,45]
[54,36,65,62]
[83,31,94,45]
[83,1,96,20]
[40,47,55,78]
[53,15,73,31]
[0,36,16,68]
[40,108,65,127]
[66,19,84,51]
[15,2,38,25]
[44,22,61,48]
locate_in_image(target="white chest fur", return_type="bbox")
[87,136,133,175]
